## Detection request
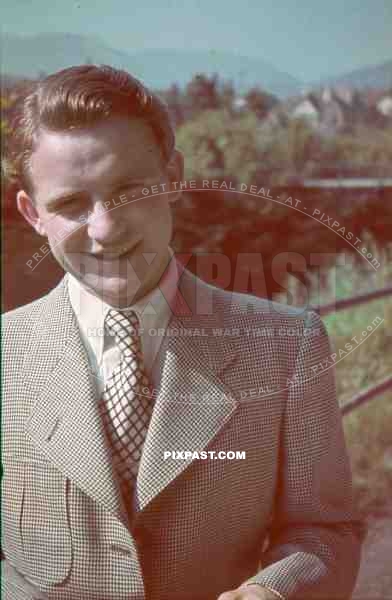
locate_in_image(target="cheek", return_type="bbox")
[44,216,83,251]
[142,199,172,234]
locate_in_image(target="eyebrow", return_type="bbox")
[45,177,145,209]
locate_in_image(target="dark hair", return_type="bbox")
[5,64,175,196]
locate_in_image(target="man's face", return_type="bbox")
[17,115,183,307]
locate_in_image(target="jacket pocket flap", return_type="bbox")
[2,458,72,587]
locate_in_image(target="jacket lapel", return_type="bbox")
[134,315,239,512]
[23,276,129,526]
[23,258,241,520]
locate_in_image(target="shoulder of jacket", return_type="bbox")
[2,275,68,328]
[210,282,311,321]
[2,292,49,330]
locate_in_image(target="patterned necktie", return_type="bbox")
[99,308,154,516]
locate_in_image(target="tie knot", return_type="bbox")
[104,308,141,345]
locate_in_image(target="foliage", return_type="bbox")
[317,124,392,175]
[184,73,221,114]
[161,74,241,126]
[333,284,392,514]
[256,117,321,178]
[244,86,278,119]
[176,109,259,183]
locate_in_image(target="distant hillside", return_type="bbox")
[320,60,392,90]
[0,32,302,97]
[1,33,134,78]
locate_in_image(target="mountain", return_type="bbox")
[1,33,134,78]
[0,32,302,97]
[319,60,392,90]
[118,48,302,97]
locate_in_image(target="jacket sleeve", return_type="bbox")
[242,309,367,599]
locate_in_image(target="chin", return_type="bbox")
[102,281,144,306]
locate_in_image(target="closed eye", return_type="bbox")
[116,183,143,194]
[58,198,82,209]
[55,196,88,214]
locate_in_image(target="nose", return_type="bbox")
[86,198,128,247]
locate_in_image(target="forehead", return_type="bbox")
[29,116,162,193]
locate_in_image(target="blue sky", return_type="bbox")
[3,0,392,82]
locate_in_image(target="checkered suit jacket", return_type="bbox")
[2,257,365,600]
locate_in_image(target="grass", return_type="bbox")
[308,242,392,516]
[331,298,392,516]
[344,391,392,516]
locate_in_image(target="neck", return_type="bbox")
[126,246,173,307]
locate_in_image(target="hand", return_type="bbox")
[217,583,283,600]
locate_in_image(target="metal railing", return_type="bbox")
[314,285,392,317]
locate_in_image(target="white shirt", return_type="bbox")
[67,246,178,395]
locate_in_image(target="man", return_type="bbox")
[2,65,365,600]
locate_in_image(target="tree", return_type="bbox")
[184,73,221,118]
[244,87,278,120]
[162,83,185,127]
[176,109,259,183]
[219,80,236,114]
[256,117,320,177]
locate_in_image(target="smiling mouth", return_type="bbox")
[91,241,140,261]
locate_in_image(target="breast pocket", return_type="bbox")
[2,457,73,589]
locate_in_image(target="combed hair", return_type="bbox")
[5,64,175,195]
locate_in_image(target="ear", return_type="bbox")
[16,189,48,237]
[165,149,184,204]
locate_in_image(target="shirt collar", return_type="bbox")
[67,246,178,361]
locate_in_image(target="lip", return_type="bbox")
[90,241,141,261]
